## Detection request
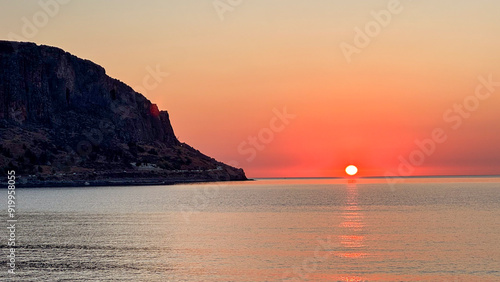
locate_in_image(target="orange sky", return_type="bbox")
[2,0,500,177]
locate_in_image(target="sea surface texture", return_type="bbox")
[1,178,499,281]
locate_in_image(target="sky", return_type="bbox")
[1,0,500,178]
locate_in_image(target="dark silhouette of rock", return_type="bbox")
[0,40,246,186]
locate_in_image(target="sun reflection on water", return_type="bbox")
[337,179,369,279]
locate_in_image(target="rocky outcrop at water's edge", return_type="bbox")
[0,40,246,187]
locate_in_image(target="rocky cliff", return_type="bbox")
[0,41,246,186]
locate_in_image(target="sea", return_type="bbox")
[1,177,499,281]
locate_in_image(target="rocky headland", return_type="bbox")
[0,41,246,187]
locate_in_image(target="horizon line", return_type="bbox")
[252,174,500,180]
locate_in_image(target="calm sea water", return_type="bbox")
[1,177,500,281]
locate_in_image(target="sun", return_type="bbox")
[345,165,358,176]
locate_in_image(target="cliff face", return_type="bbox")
[0,41,177,144]
[0,41,246,185]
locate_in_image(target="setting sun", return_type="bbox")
[345,165,358,176]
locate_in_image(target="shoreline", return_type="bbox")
[1,177,252,188]
[1,169,250,188]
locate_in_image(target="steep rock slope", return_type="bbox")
[0,41,246,186]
